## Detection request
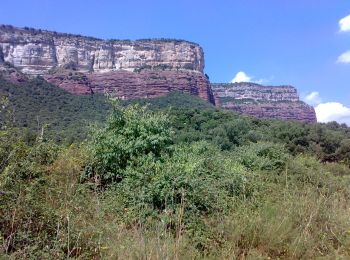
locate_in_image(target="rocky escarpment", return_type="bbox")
[0,25,319,121]
[0,25,204,75]
[0,63,28,84]
[0,25,215,104]
[212,82,316,123]
[44,70,214,102]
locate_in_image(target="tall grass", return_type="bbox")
[2,143,350,259]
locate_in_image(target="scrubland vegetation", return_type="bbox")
[1,79,350,259]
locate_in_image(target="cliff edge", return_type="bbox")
[212,82,317,123]
[0,24,215,104]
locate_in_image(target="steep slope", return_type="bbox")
[0,70,214,142]
[212,82,317,123]
[0,24,215,104]
[0,76,110,142]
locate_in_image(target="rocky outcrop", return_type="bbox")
[212,82,299,102]
[43,70,215,103]
[222,102,317,123]
[0,25,204,75]
[212,82,316,123]
[0,64,28,84]
[0,25,319,122]
[0,24,215,104]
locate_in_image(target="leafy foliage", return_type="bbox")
[232,142,289,171]
[1,79,350,258]
[2,77,350,165]
[83,101,172,186]
[0,77,110,143]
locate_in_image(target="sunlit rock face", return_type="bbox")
[0,24,318,120]
[43,70,215,104]
[212,82,317,123]
[0,25,204,75]
[0,25,215,104]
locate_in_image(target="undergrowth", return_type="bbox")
[1,99,350,259]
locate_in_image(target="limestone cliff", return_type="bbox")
[0,24,318,122]
[212,82,316,123]
[0,24,215,104]
[0,25,204,75]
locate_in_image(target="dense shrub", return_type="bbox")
[83,101,172,186]
[83,102,255,222]
[232,142,289,171]
[0,133,60,255]
[105,142,255,221]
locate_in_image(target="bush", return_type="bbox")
[101,141,258,253]
[232,142,289,171]
[83,100,173,186]
[83,102,258,251]
[0,134,60,255]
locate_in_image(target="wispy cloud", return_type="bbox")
[339,14,350,32]
[302,91,322,106]
[337,50,350,64]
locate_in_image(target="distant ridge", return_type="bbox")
[0,24,215,104]
[212,82,316,123]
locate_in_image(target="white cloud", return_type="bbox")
[302,91,322,106]
[315,102,350,125]
[231,71,251,83]
[339,14,350,32]
[302,91,350,126]
[337,50,350,64]
[231,71,269,84]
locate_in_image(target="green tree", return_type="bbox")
[336,138,350,164]
[83,100,173,186]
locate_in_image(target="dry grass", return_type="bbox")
[2,146,350,259]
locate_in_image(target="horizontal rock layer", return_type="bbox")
[222,102,316,123]
[212,82,299,102]
[0,25,217,104]
[44,70,215,104]
[0,64,28,84]
[0,25,318,121]
[0,25,204,75]
[212,83,317,123]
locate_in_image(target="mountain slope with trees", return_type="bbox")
[1,78,350,258]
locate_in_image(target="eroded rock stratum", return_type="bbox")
[0,24,317,122]
[0,25,215,104]
[212,82,317,123]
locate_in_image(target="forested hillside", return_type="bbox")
[1,79,350,258]
[1,78,350,164]
[0,77,110,142]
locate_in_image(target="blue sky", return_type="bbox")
[1,0,350,123]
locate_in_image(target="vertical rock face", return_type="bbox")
[0,24,318,123]
[212,82,317,123]
[212,82,300,102]
[0,25,215,104]
[43,70,216,104]
[0,25,204,75]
